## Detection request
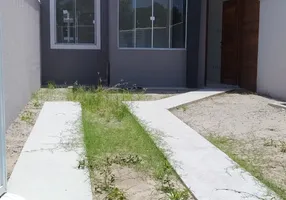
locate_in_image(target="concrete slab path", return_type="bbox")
[7,102,92,200]
[126,88,279,200]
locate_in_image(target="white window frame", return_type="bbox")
[50,0,101,50]
[117,0,188,50]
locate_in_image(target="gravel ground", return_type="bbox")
[172,90,286,198]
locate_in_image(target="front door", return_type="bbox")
[221,0,239,85]
[0,21,7,197]
[238,0,259,91]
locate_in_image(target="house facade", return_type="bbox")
[0,0,284,129]
[41,0,200,88]
[40,0,286,100]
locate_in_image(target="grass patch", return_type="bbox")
[67,87,189,199]
[207,134,286,200]
[68,87,168,172]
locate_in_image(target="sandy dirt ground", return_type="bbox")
[172,90,286,196]
[6,88,193,200]
[93,164,193,200]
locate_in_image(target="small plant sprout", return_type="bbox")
[20,111,33,124]
[181,105,187,112]
[78,159,86,169]
[47,81,56,89]
[280,141,286,153]
[106,187,126,200]
[263,138,276,147]
[33,100,41,108]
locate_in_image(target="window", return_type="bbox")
[119,0,187,49]
[50,0,101,49]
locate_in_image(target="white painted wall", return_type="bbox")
[257,0,286,100]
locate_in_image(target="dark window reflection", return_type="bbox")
[119,0,135,47]
[56,0,95,44]
[153,0,169,48]
[171,0,186,48]
[136,0,152,48]
[76,0,95,44]
[118,0,186,49]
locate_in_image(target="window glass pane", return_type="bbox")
[119,0,135,47]
[56,0,75,44]
[56,0,95,44]
[118,0,186,49]
[76,0,95,44]
[170,0,186,48]
[153,0,169,48]
[136,0,152,48]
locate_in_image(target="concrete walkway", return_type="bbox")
[7,102,92,200]
[126,88,279,200]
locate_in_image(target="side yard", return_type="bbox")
[6,87,193,200]
[172,90,286,200]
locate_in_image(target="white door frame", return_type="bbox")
[0,19,7,197]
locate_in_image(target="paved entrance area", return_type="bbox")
[126,88,279,200]
[6,102,91,200]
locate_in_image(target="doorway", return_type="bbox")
[206,0,260,91]
[0,21,7,197]
[221,0,239,85]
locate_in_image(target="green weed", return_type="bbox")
[20,111,33,124]
[47,81,56,89]
[280,141,286,153]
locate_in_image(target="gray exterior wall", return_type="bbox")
[109,0,186,88]
[0,0,41,128]
[257,0,286,100]
[198,0,207,87]
[40,0,109,85]
[41,0,203,88]
[186,0,202,88]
